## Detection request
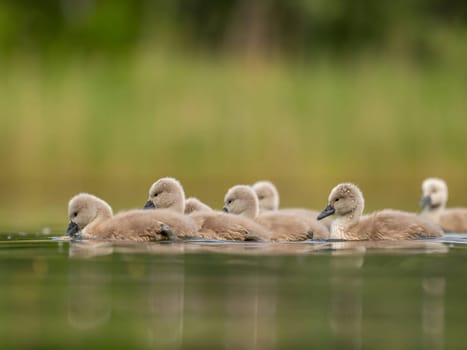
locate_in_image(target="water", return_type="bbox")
[1,233,467,349]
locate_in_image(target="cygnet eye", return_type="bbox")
[258,195,265,200]
[73,212,78,217]
[227,199,233,204]
[153,192,160,197]
[335,198,340,202]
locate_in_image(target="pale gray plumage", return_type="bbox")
[190,211,272,241]
[146,178,271,241]
[420,177,467,232]
[224,185,323,241]
[144,178,203,238]
[251,181,329,239]
[66,193,174,241]
[147,177,186,213]
[142,208,200,239]
[318,183,443,240]
[252,181,280,211]
[185,197,213,214]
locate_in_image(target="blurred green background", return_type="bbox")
[0,0,466,231]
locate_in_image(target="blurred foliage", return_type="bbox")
[0,1,466,230]
[0,0,466,59]
[1,52,467,230]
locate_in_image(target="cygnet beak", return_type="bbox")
[317,204,335,220]
[66,221,80,237]
[222,207,229,213]
[419,195,432,209]
[144,200,156,209]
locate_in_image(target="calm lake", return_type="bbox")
[1,232,466,349]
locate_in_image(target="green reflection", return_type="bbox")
[0,237,465,349]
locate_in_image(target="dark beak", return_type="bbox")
[222,207,229,213]
[317,204,335,220]
[419,195,432,208]
[144,200,156,209]
[66,221,80,237]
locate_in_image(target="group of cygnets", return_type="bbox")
[65,177,467,242]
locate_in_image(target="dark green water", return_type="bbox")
[0,233,467,350]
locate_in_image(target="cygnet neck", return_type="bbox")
[422,205,444,223]
[241,201,259,219]
[330,209,360,240]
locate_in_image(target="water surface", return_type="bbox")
[0,232,467,349]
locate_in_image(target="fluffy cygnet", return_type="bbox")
[66,193,175,241]
[185,197,213,214]
[252,181,280,211]
[252,180,332,233]
[317,183,443,240]
[223,185,322,241]
[145,178,270,241]
[143,178,201,239]
[420,177,467,232]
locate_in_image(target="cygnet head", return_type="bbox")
[223,185,259,219]
[66,193,113,237]
[144,177,185,213]
[185,197,212,214]
[252,181,279,211]
[420,178,448,210]
[317,183,365,221]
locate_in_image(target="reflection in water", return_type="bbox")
[68,241,186,348]
[328,246,365,350]
[146,257,185,349]
[67,241,114,330]
[68,241,114,258]
[422,277,445,350]
[67,255,112,330]
[64,239,450,349]
[326,241,448,350]
[323,240,449,256]
[224,262,277,350]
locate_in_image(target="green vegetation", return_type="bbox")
[0,1,466,230]
[1,46,467,230]
[1,0,466,59]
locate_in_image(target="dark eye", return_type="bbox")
[227,199,233,204]
[335,198,340,202]
[73,212,78,217]
[258,196,265,200]
[153,192,160,197]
